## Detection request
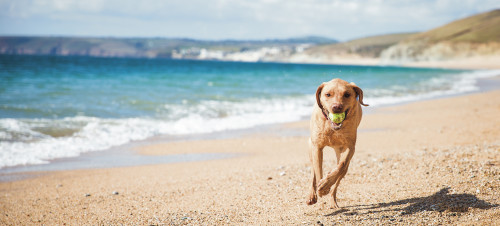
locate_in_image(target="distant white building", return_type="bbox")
[198,49,225,60]
[172,44,313,62]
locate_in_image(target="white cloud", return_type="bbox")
[0,0,499,40]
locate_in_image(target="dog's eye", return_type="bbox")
[344,93,351,98]
[325,93,331,97]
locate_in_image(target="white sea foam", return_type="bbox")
[365,69,500,106]
[1,69,498,169]
[0,96,315,168]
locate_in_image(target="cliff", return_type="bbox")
[380,9,500,65]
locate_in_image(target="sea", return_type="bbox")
[1,54,498,169]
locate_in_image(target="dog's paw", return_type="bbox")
[317,179,332,197]
[306,195,317,205]
[331,202,340,209]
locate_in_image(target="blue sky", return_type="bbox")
[0,0,499,41]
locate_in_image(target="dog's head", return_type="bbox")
[316,78,368,130]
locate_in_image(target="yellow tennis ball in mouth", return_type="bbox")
[328,112,345,124]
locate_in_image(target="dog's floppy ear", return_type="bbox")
[316,83,328,118]
[350,82,369,107]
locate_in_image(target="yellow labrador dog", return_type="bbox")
[307,78,368,207]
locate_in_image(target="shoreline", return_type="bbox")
[1,72,499,180]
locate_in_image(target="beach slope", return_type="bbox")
[1,90,499,225]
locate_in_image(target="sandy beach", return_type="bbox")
[1,79,499,224]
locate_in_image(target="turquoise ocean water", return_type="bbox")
[0,55,498,168]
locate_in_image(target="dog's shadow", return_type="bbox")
[325,187,497,217]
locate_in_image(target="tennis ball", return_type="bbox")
[328,112,345,124]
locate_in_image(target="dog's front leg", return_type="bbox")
[317,146,355,198]
[307,140,324,205]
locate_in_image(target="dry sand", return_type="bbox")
[1,89,499,225]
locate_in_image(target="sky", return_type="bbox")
[0,0,499,41]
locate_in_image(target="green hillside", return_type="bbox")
[408,9,500,43]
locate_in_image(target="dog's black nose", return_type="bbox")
[332,104,343,113]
